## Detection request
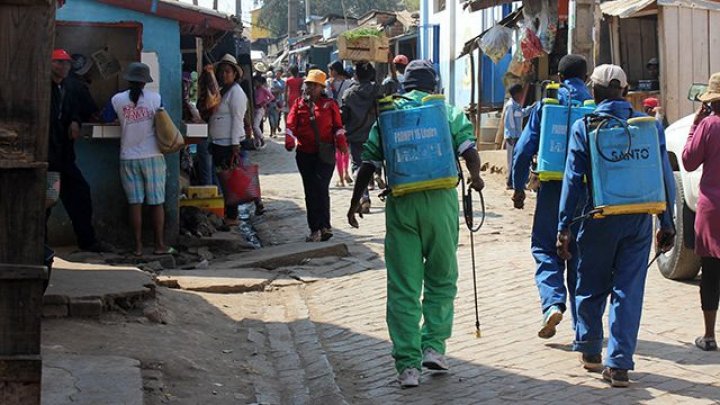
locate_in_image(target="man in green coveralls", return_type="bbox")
[347,60,485,388]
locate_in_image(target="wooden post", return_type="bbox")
[0,0,54,403]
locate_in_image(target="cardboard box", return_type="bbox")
[185,185,219,199]
[179,197,224,217]
[337,35,389,63]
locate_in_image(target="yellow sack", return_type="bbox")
[155,107,184,154]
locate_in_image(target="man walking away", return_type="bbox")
[347,60,485,388]
[341,62,381,214]
[511,54,592,340]
[557,64,676,387]
[382,54,408,96]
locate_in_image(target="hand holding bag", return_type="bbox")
[216,155,261,206]
[307,100,336,165]
[155,107,185,154]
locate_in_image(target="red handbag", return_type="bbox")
[216,158,261,206]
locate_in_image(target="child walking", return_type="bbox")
[335,149,352,187]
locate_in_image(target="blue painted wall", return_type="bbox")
[51,0,181,247]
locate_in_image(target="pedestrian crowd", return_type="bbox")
[45,46,720,393]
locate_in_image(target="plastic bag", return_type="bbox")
[519,26,544,60]
[537,0,559,54]
[480,25,514,64]
[508,47,533,78]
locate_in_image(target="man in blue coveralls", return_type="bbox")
[511,54,592,339]
[556,64,676,387]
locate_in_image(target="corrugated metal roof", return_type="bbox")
[600,0,656,18]
[601,0,720,18]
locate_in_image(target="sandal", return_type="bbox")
[153,247,178,256]
[694,336,717,351]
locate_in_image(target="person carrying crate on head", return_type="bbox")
[556,64,676,387]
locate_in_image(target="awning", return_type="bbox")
[463,0,516,12]
[601,0,720,18]
[97,0,237,36]
[457,6,524,58]
[600,0,656,18]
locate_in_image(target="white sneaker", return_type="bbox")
[397,368,420,388]
[422,349,449,371]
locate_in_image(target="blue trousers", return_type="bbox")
[532,181,580,326]
[573,214,652,370]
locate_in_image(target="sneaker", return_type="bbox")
[538,305,563,339]
[305,231,321,242]
[581,353,603,372]
[320,228,333,241]
[602,367,629,388]
[397,368,420,388]
[422,349,449,371]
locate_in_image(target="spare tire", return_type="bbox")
[657,173,701,280]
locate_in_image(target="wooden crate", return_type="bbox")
[337,35,389,63]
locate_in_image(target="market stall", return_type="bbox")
[50,0,237,247]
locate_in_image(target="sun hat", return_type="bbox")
[698,72,720,103]
[214,54,243,79]
[589,64,628,88]
[254,61,268,73]
[642,97,659,109]
[52,49,72,61]
[71,53,94,75]
[123,62,153,83]
[304,69,327,87]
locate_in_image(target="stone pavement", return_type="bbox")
[238,137,720,404]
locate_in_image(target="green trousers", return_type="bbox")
[385,188,459,373]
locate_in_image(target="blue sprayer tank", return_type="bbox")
[588,115,666,217]
[378,94,458,197]
[537,83,596,181]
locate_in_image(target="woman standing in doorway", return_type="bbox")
[110,62,172,256]
[208,54,248,226]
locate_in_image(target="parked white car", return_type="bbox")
[656,84,706,280]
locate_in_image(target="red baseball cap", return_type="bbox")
[643,97,659,109]
[52,49,72,61]
[393,55,409,65]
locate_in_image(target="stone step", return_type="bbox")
[215,242,349,270]
[43,258,154,318]
[247,287,347,404]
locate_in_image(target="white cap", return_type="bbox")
[590,64,628,88]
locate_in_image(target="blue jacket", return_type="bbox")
[512,78,592,191]
[558,99,676,232]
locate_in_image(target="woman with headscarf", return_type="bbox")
[208,54,248,226]
[284,70,349,242]
[683,72,720,351]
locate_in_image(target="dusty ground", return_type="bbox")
[43,137,720,404]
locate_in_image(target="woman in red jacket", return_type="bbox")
[285,69,349,242]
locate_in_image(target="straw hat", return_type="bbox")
[699,72,720,103]
[214,54,243,79]
[254,61,268,73]
[304,70,327,87]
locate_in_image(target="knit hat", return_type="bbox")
[403,59,437,92]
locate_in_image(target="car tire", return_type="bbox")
[657,173,702,280]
